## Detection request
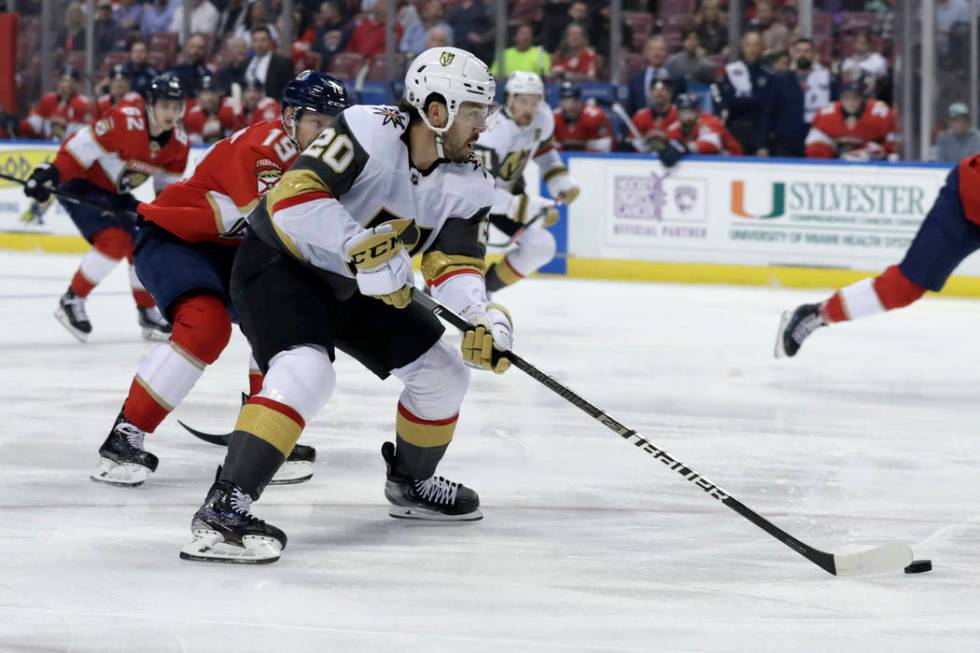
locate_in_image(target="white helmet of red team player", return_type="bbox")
[404,47,496,137]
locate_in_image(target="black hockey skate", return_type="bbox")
[270,443,317,485]
[180,473,286,564]
[775,303,826,358]
[138,305,172,341]
[54,289,92,342]
[91,413,159,487]
[381,441,482,521]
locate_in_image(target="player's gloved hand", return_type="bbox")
[24,163,60,202]
[344,219,415,309]
[508,193,558,227]
[461,303,513,374]
[658,139,688,168]
[546,173,581,205]
[630,136,651,153]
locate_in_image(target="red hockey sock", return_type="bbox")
[873,265,925,310]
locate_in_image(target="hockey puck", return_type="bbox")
[904,559,932,574]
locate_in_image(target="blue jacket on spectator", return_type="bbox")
[626,65,677,116]
[764,69,838,157]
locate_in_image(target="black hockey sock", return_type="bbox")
[221,431,286,499]
[485,265,506,292]
[393,435,449,480]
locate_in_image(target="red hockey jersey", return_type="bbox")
[96,91,145,119]
[805,99,897,159]
[553,105,613,153]
[666,113,724,154]
[52,104,190,195]
[138,119,299,244]
[183,99,238,144]
[631,105,678,150]
[25,92,94,140]
[235,98,281,131]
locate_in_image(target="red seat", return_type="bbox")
[327,52,365,80]
[300,51,322,72]
[64,50,89,74]
[99,51,131,77]
[148,32,179,64]
[659,0,695,19]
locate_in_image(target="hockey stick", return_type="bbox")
[413,288,914,577]
[0,172,140,220]
[487,210,545,248]
[177,392,249,445]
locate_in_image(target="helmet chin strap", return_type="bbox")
[419,111,454,160]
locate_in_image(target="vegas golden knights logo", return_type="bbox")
[439,51,455,66]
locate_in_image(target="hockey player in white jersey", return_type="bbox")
[180,47,512,564]
[475,72,581,292]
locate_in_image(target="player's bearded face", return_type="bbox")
[560,98,582,121]
[442,102,491,162]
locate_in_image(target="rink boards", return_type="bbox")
[3,141,977,295]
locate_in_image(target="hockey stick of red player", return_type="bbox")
[0,172,140,221]
[412,287,915,577]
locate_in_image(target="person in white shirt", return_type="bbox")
[171,0,220,43]
[841,31,887,81]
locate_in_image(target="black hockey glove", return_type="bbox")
[659,139,688,168]
[24,163,60,202]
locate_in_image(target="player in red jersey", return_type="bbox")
[630,79,678,153]
[552,81,613,153]
[24,73,190,343]
[775,153,980,357]
[665,93,724,155]
[89,71,350,488]
[23,67,94,141]
[234,78,282,130]
[805,74,897,160]
[182,75,238,144]
[96,64,146,119]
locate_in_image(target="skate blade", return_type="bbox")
[179,529,281,564]
[90,457,150,487]
[388,506,484,522]
[773,310,791,359]
[268,460,313,486]
[141,327,171,342]
[54,308,89,343]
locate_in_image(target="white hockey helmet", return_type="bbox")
[505,71,544,99]
[404,47,496,136]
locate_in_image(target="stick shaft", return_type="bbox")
[0,172,139,220]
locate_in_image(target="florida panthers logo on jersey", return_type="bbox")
[255,158,284,196]
[119,160,158,193]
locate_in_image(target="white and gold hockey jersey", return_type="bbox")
[475,102,568,215]
[248,104,495,310]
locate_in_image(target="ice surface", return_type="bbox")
[1,251,978,652]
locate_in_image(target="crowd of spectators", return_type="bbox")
[4,0,980,162]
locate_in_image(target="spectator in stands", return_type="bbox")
[934,102,980,162]
[114,0,144,32]
[400,1,453,58]
[58,2,86,52]
[666,28,717,86]
[345,0,401,60]
[490,23,551,77]
[626,35,671,116]
[426,25,451,49]
[842,31,888,81]
[313,1,352,71]
[123,40,158,96]
[936,0,969,59]
[447,0,492,64]
[747,0,790,54]
[542,1,589,53]
[95,0,128,56]
[551,24,598,81]
[170,33,213,96]
[766,49,791,74]
[217,37,250,92]
[763,38,835,157]
[217,0,248,38]
[631,79,678,154]
[589,3,631,59]
[719,31,771,155]
[141,0,178,40]
[171,0,220,44]
[245,26,294,101]
[236,1,280,46]
[694,0,729,57]
[553,81,613,153]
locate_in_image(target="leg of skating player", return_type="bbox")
[180,345,335,563]
[776,163,980,357]
[485,220,558,293]
[128,262,171,341]
[92,293,232,486]
[56,227,130,341]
